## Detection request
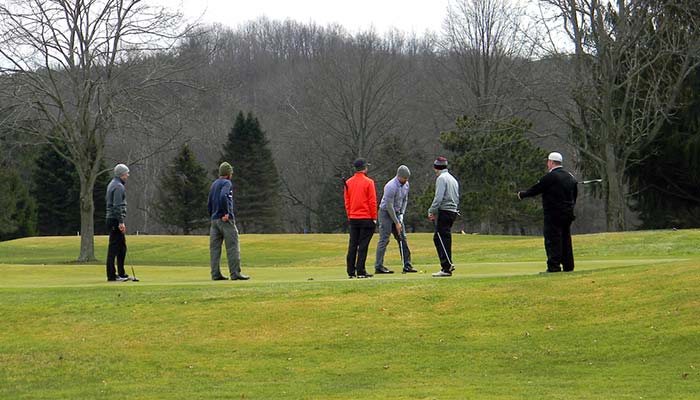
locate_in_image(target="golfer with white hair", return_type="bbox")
[105,163,132,282]
[517,152,578,273]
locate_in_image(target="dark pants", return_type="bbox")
[347,219,375,276]
[543,215,574,272]
[106,218,127,279]
[433,210,458,271]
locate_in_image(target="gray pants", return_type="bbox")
[374,209,412,270]
[209,218,241,278]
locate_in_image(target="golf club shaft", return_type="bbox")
[433,217,453,266]
[397,230,405,268]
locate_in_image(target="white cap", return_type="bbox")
[548,152,563,162]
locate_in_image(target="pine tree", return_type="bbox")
[220,111,281,233]
[153,144,209,235]
[31,143,110,236]
[0,167,37,241]
[440,115,545,234]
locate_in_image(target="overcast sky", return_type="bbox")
[158,0,451,34]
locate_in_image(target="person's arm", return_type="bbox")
[112,185,127,233]
[219,181,233,221]
[518,173,553,199]
[112,185,127,222]
[400,183,409,216]
[369,181,377,221]
[343,180,351,219]
[384,183,400,225]
[428,175,446,215]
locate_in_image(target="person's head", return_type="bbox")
[397,164,410,184]
[219,161,233,179]
[114,163,129,182]
[353,158,368,172]
[547,152,563,170]
[433,157,448,174]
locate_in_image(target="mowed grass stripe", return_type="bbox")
[0,258,684,288]
[2,230,699,267]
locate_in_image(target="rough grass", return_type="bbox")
[0,230,698,399]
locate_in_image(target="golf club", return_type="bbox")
[130,266,140,282]
[433,217,454,271]
[579,178,603,185]
[398,233,406,269]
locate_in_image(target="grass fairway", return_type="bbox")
[0,231,698,399]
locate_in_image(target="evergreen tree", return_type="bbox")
[153,144,209,234]
[316,173,349,233]
[31,143,110,236]
[440,115,545,234]
[220,112,282,233]
[629,68,700,228]
[0,167,37,241]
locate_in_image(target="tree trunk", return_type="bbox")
[78,178,97,262]
[604,143,626,231]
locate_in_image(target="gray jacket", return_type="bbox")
[428,170,459,214]
[379,176,409,224]
[106,177,127,222]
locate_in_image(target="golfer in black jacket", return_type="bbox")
[517,152,578,273]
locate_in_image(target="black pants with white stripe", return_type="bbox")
[433,210,457,272]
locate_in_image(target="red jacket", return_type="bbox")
[344,172,377,220]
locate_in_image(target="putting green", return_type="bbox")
[0,258,683,288]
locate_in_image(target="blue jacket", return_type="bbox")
[208,178,234,220]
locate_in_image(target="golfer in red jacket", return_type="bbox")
[344,159,377,278]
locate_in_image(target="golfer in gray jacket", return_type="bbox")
[105,163,132,282]
[374,165,417,274]
[428,157,460,277]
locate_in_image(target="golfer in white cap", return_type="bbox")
[517,152,578,273]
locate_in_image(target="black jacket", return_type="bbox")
[520,167,578,220]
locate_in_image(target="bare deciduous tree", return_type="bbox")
[294,29,410,163]
[537,0,700,230]
[0,0,192,260]
[435,0,535,118]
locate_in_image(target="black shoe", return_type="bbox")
[348,275,356,279]
[375,267,394,274]
[356,273,373,279]
[212,276,229,281]
[231,274,250,280]
[402,267,418,273]
[539,270,561,274]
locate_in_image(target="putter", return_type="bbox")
[130,266,140,282]
[435,230,454,270]
[433,217,454,271]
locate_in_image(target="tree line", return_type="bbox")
[1,0,699,261]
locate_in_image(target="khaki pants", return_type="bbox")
[209,218,241,278]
